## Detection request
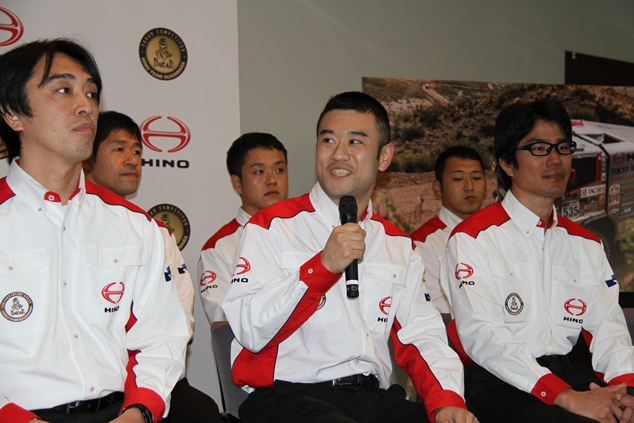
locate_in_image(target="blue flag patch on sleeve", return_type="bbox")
[605,274,618,288]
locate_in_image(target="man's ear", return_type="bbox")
[230,174,243,196]
[432,179,442,199]
[498,157,515,179]
[2,112,23,132]
[378,143,394,172]
[82,158,94,175]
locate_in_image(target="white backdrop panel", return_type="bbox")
[0,1,241,406]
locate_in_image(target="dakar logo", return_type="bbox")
[148,204,191,250]
[101,282,125,304]
[235,257,251,275]
[138,28,187,80]
[379,296,392,315]
[505,292,524,316]
[140,116,191,153]
[564,298,587,316]
[1,291,33,322]
[200,270,217,286]
[454,262,474,280]
[0,7,24,47]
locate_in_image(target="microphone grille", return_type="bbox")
[339,195,357,221]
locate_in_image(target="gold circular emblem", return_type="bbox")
[148,203,191,250]
[1,291,33,322]
[139,28,188,80]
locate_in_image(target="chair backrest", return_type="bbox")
[211,321,249,419]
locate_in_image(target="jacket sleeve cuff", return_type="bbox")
[424,390,467,422]
[0,403,39,423]
[608,373,634,387]
[121,387,165,422]
[530,373,571,405]
[299,252,341,294]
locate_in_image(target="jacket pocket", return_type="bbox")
[0,249,52,338]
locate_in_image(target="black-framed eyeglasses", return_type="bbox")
[515,140,577,156]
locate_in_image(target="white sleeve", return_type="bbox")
[125,220,189,410]
[393,248,466,407]
[414,235,450,313]
[198,236,237,324]
[161,227,195,338]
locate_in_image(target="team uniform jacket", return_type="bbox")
[441,190,634,405]
[0,161,189,423]
[198,208,250,323]
[411,206,462,313]
[159,225,195,338]
[223,183,467,421]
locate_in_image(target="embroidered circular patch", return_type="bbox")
[505,292,524,316]
[1,291,33,322]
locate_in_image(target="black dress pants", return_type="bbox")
[239,380,429,423]
[465,356,604,423]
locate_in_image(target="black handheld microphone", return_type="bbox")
[338,195,359,299]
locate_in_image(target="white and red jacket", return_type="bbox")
[198,207,250,323]
[159,226,195,339]
[442,190,634,405]
[411,206,462,313]
[223,183,467,421]
[0,161,189,423]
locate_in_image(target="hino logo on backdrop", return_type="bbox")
[0,7,24,47]
[140,116,192,170]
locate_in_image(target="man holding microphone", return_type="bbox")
[222,91,477,423]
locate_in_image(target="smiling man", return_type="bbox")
[198,132,288,323]
[0,39,188,423]
[411,146,486,313]
[442,100,634,423]
[222,92,477,423]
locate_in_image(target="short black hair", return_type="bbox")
[226,132,287,178]
[0,38,102,162]
[92,111,141,160]
[494,100,572,190]
[316,91,391,153]
[435,146,485,182]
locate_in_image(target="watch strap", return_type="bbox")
[122,403,154,423]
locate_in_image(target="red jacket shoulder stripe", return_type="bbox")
[556,215,601,243]
[85,181,153,222]
[249,194,314,230]
[201,219,241,250]
[0,178,15,205]
[411,216,446,243]
[450,202,510,239]
[370,213,415,249]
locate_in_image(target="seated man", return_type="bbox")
[410,146,486,313]
[0,38,188,423]
[223,91,477,423]
[198,132,288,323]
[83,110,221,423]
[443,99,634,422]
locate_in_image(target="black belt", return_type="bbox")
[32,392,124,415]
[329,374,379,388]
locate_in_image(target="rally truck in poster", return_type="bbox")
[557,120,634,255]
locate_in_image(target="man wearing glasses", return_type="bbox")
[441,100,634,422]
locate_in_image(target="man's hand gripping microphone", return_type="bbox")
[338,195,359,299]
